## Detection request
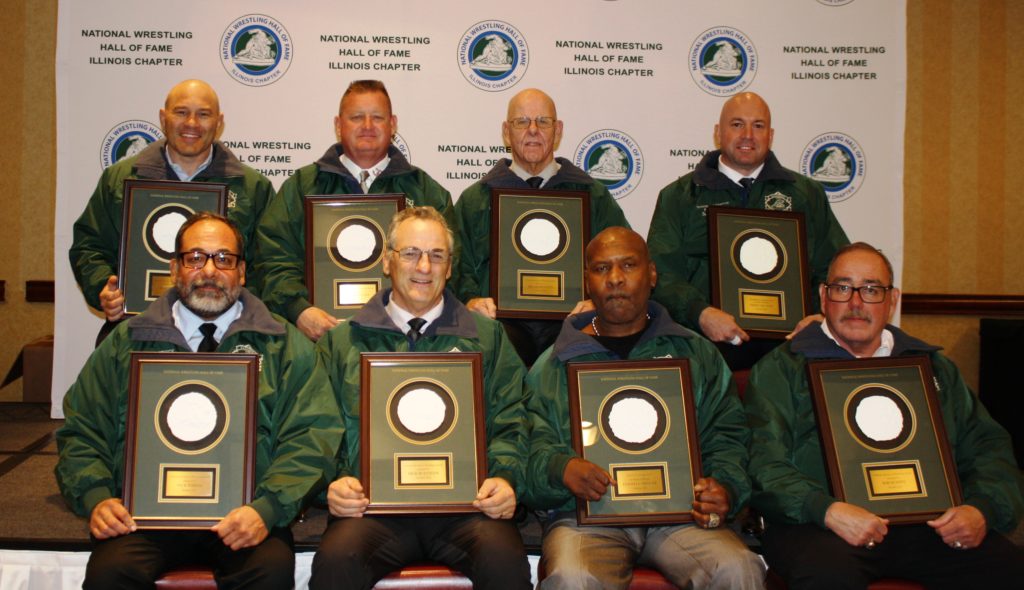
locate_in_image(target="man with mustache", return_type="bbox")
[257,79,455,341]
[56,212,341,589]
[745,242,1024,589]
[524,227,764,589]
[646,92,848,369]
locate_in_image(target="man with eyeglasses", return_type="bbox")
[744,242,1024,589]
[71,79,274,342]
[56,211,341,589]
[257,79,455,341]
[311,207,531,590]
[454,88,629,366]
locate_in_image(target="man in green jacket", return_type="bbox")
[56,213,341,589]
[745,242,1024,589]
[70,79,273,337]
[525,227,764,589]
[454,88,630,365]
[647,92,848,369]
[310,207,530,590]
[256,80,455,341]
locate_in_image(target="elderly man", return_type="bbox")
[310,207,531,590]
[257,79,455,341]
[454,88,630,366]
[745,242,1024,589]
[525,227,764,589]
[646,92,848,369]
[71,79,274,338]
[56,212,341,589]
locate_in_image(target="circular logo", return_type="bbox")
[327,215,386,271]
[386,378,458,445]
[512,210,570,264]
[100,120,163,169]
[154,381,230,455]
[457,20,528,92]
[220,14,293,87]
[392,132,412,164]
[688,27,758,96]
[843,384,916,453]
[597,386,670,455]
[801,132,866,203]
[144,203,195,262]
[731,229,788,283]
[817,0,855,5]
[574,129,644,200]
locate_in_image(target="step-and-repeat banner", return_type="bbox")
[54,0,906,416]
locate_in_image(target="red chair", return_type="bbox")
[537,561,676,590]
[154,565,216,590]
[372,563,472,589]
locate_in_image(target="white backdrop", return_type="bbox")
[54,0,906,417]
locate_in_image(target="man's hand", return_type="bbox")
[786,314,823,340]
[473,477,516,519]
[89,498,136,539]
[563,458,614,501]
[99,275,125,322]
[824,502,889,547]
[297,307,341,341]
[698,307,749,345]
[326,476,369,518]
[927,505,987,549]
[569,299,595,315]
[211,506,268,551]
[691,477,731,528]
[466,297,497,319]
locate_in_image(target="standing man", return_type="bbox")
[256,80,455,341]
[646,92,848,368]
[71,79,274,338]
[311,207,531,590]
[745,242,1024,589]
[56,213,341,589]
[454,88,630,366]
[526,227,764,589]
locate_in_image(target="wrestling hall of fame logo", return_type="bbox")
[688,27,758,96]
[220,14,293,87]
[574,130,644,201]
[100,120,163,169]
[457,20,528,92]
[800,132,866,203]
[392,132,412,165]
[817,0,855,6]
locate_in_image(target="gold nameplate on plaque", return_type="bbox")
[395,454,453,489]
[147,271,175,300]
[739,289,784,319]
[160,464,218,502]
[335,280,380,308]
[864,461,925,500]
[610,463,669,500]
[518,271,564,299]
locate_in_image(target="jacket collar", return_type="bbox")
[350,288,479,339]
[127,287,285,347]
[479,157,596,188]
[315,143,413,181]
[133,139,246,180]
[789,321,941,360]
[552,301,696,362]
[692,149,794,191]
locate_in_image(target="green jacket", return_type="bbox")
[745,323,1024,532]
[523,302,751,517]
[647,150,848,331]
[70,139,274,310]
[316,288,529,498]
[255,144,455,323]
[453,158,629,303]
[54,288,342,529]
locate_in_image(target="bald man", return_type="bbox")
[454,88,629,365]
[646,92,848,369]
[71,79,273,340]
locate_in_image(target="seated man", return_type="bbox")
[56,212,341,589]
[745,242,1024,589]
[525,227,765,589]
[311,207,531,590]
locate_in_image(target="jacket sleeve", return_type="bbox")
[589,183,630,233]
[481,319,530,498]
[647,181,711,330]
[315,326,360,483]
[802,178,849,308]
[453,184,490,302]
[522,351,577,511]
[254,170,315,323]
[70,168,127,310]
[233,173,276,297]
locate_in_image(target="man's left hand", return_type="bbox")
[691,477,730,528]
[786,314,823,339]
[211,506,268,551]
[927,505,987,549]
[570,299,595,315]
[473,477,516,520]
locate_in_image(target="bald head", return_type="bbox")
[506,88,557,120]
[502,88,563,175]
[586,227,649,266]
[159,79,224,175]
[164,79,220,113]
[715,92,774,176]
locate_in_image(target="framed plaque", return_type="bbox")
[123,352,258,529]
[808,356,962,524]
[567,359,701,526]
[118,179,228,315]
[360,353,486,514]
[707,206,811,338]
[305,195,405,319]
[490,188,590,319]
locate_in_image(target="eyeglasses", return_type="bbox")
[507,116,556,130]
[391,247,450,265]
[824,283,893,304]
[178,250,241,270]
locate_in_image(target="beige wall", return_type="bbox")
[2,1,1021,398]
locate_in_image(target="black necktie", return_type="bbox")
[198,323,219,352]
[526,176,544,189]
[738,177,755,205]
[407,317,427,344]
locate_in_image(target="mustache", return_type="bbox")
[187,278,228,295]
[840,310,871,321]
